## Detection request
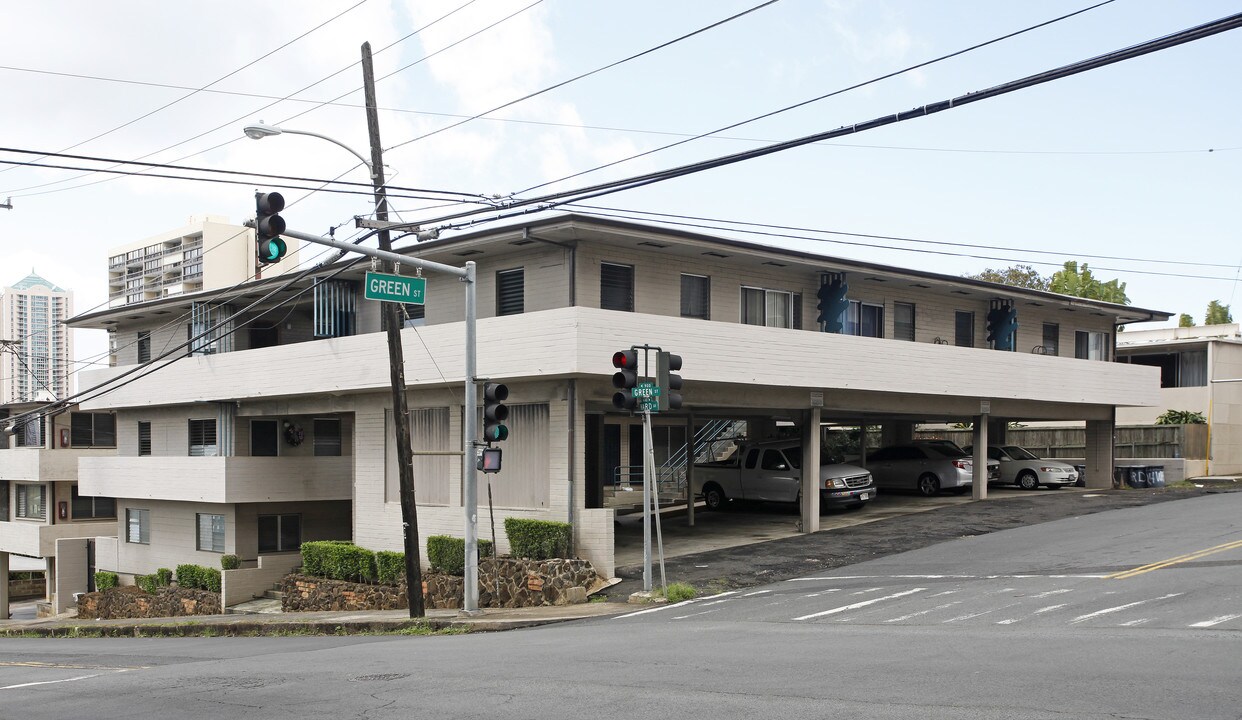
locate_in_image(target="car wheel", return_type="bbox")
[1017,471,1040,491]
[703,483,727,511]
[917,473,940,496]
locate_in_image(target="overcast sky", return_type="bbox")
[3,0,1240,389]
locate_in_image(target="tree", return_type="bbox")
[968,264,1050,291]
[1205,300,1232,325]
[1049,261,1129,305]
[1178,313,1196,327]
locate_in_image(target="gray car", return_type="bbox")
[964,445,1079,490]
[866,441,999,496]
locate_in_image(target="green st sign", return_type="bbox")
[633,382,661,398]
[364,271,426,305]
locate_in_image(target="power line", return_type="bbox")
[383,0,784,153]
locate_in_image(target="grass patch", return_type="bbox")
[661,582,697,603]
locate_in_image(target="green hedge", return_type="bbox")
[176,564,222,593]
[426,536,494,576]
[504,518,572,560]
[221,554,240,570]
[155,567,173,586]
[94,571,119,591]
[300,541,376,583]
[375,551,405,585]
[136,568,175,594]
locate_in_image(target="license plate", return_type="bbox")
[859,492,870,501]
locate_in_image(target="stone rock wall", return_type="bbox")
[77,586,222,619]
[284,557,606,612]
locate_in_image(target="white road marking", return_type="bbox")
[672,610,721,620]
[1069,593,1184,624]
[1033,604,1069,615]
[1,674,105,690]
[613,600,695,619]
[929,589,961,598]
[943,610,995,623]
[1030,589,1073,599]
[804,589,842,598]
[742,590,772,597]
[698,591,738,601]
[787,574,1107,582]
[793,588,926,621]
[1190,614,1242,628]
[700,598,732,607]
[884,601,962,623]
[996,619,1020,625]
[1119,618,1151,627]
[851,587,883,595]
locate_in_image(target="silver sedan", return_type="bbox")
[964,445,1079,490]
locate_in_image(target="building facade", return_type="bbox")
[63,214,1168,609]
[0,272,72,404]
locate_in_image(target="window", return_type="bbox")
[0,481,7,522]
[196,513,225,553]
[600,262,634,311]
[313,418,342,457]
[250,420,278,457]
[680,274,710,320]
[137,421,152,456]
[137,331,151,363]
[744,448,760,469]
[248,326,279,349]
[13,417,43,447]
[760,449,790,471]
[258,514,302,553]
[955,311,975,348]
[496,268,524,316]
[126,509,150,544]
[741,287,798,329]
[16,484,46,519]
[844,301,884,338]
[71,485,115,520]
[1075,331,1110,361]
[188,419,218,457]
[894,303,915,341]
[381,303,426,331]
[70,412,116,448]
[1042,323,1059,356]
[1126,350,1207,388]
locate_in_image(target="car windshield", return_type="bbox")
[1003,446,1040,461]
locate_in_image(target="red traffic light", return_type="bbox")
[612,349,637,369]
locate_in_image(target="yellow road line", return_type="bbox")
[1108,538,1242,580]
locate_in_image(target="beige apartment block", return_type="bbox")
[1,272,72,404]
[67,214,1169,604]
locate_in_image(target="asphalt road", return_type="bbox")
[1,491,1239,719]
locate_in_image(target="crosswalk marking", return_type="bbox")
[884,602,962,623]
[1189,613,1242,628]
[1033,603,1069,615]
[1069,593,1183,624]
[793,588,926,621]
[1119,618,1151,627]
[1029,589,1072,599]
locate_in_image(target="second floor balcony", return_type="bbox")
[78,455,353,504]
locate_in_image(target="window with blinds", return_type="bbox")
[196,513,225,552]
[313,280,357,338]
[386,408,451,505]
[496,268,525,316]
[71,412,116,448]
[72,484,116,519]
[955,311,975,348]
[313,418,342,457]
[16,484,46,519]
[137,421,152,456]
[894,302,915,341]
[1043,323,1060,356]
[0,481,8,522]
[680,274,710,320]
[137,330,151,363]
[740,287,798,328]
[188,419,218,456]
[600,262,634,311]
[127,508,150,544]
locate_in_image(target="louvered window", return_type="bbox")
[313,280,357,338]
[137,331,151,363]
[196,513,225,552]
[680,274,709,320]
[600,262,634,312]
[138,421,152,456]
[16,484,46,519]
[189,419,218,457]
[955,311,975,348]
[0,482,8,522]
[313,418,342,457]
[496,268,524,316]
[895,303,915,341]
[71,412,116,447]
[127,508,150,544]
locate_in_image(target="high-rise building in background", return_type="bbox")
[0,271,73,403]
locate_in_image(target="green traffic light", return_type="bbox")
[484,424,509,442]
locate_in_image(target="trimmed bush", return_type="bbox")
[155,568,173,586]
[504,518,572,560]
[300,541,376,582]
[376,551,405,585]
[221,554,240,570]
[94,571,119,591]
[176,564,222,593]
[136,568,173,594]
[301,540,355,578]
[427,536,494,576]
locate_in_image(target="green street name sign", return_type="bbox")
[639,399,659,413]
[364,272,426,305]
[633,382,661,398]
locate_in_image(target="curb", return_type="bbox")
[0,615,582,638]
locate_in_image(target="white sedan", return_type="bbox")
[963,445,1079,490]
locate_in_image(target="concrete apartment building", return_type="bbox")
[60,214,1167,608]
[1,272,72,404]
[1116,323,1242,476]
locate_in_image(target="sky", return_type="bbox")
[2,0,1240,389]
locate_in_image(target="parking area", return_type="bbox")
[614,485,1080,568]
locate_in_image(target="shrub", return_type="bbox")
[300,541,376,582]
[94,571,119,591]
[376,551,405,585]
[135,574,158,593]
[426,536,494,576]
[300,540,356,577]
[175,564,221,593]
[663,582,697,603]
[155,568,173,586]
[1156,409,1206,425]
[221,554,240,570]
[504,518,572,560]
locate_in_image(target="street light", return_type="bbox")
[243,123,377,178]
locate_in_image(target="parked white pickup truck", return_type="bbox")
[693,440,876,511]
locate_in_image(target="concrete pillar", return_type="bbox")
[1085,416,1116,489]
[972,415,989,500]
[685,414,695,528]
[0,551,10,620]
[801,408,821,533]
[881,420,915,447]
[45,557,56,603]
[857,421,869,468]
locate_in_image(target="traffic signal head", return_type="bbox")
[657,351,682,411]
[255,191,287,265]
[986,304,1018,350]
[477,446,502,473]
[816,277,850,333]
[612,349,639,410]
[483,382,509,442]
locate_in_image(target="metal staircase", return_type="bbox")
[607,419,746,510]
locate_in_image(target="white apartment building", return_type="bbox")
[0,272,72,404]
[106,214,301,310]
[62,214,1168,610]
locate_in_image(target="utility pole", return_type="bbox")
[361,41,423,618]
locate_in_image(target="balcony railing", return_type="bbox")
[79,455,353,504]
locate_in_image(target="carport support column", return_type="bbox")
[972,415,989,500]
[801,408,821,533]
[686,414,695,527]
[1085,417,1116,490]
[0,551,9,621]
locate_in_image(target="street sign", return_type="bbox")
[633,382,661,398]
[639,399,659,413]
[364,271,426,304]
